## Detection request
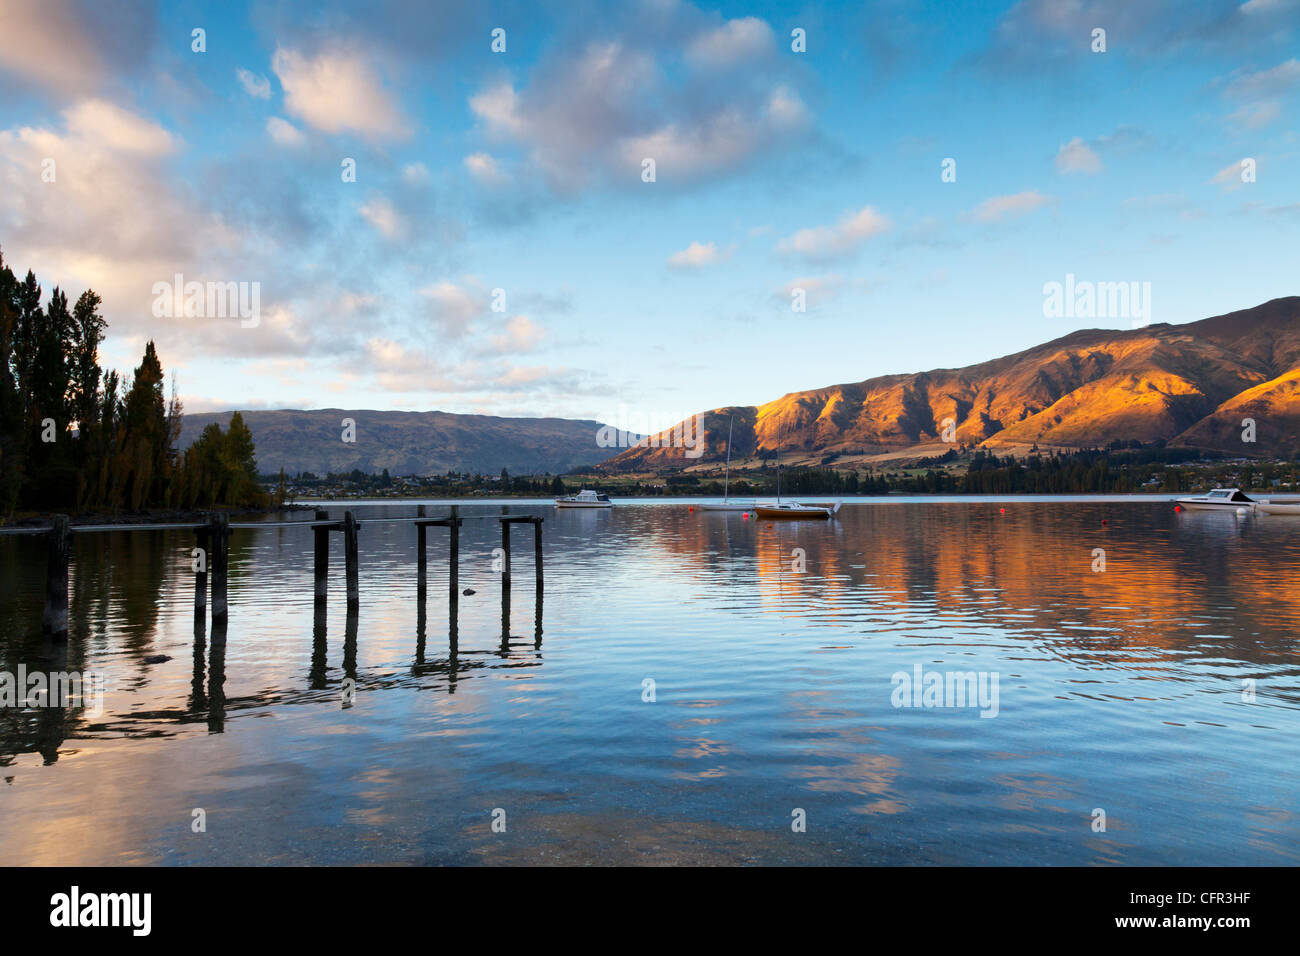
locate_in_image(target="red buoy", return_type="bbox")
[688,505,694,512]
[1175,505,1182,512]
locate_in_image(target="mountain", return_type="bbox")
[179,408,619,476]
[599,297,1300,472]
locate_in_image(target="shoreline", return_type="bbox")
[1,503,316,530]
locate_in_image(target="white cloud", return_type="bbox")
[272,46,410,140]
[0,0,108,95]
[421,281,484,338]
[468,34,809,191]
[1212,160,1253,191]
[685,17,776,68]
[1223,58,1300,99]
[1056,137,1102,174]
[464,152,509,185]
[667,240,731,269]
[237,68,271,99]
[489,315,546,354]
[776,205,891,261]
[1227,100,1283,128]
[970,190,1051,222]
[65,99,175,155]
[358,196,406,239]
[266,116,305,146]
[402,162,431,184]
[776,275,844,308]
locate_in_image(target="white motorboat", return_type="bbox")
[697,414,757,512]
[1253,500,1300,515]
[555,489,613,508]
[1175,488,1255,511]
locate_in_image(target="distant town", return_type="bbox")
[264,445,1300,501]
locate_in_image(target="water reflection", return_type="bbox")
[1,499,1297,865]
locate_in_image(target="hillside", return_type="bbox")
[179,408,619,476]
[599,297,1300,472]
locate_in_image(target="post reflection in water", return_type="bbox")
[207,620,227,734]
[1,500,1298,866]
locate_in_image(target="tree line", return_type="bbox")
[0,247,268,516]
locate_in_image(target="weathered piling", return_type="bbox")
[344,510,360,609]
[313,509,330,606]
[210,513,231,625]
[500,517,512,589]
[534,518,544,590]
[449,507,459,610]
[43,515,72,638]
[416,508,427,602]
[193,524,209,616]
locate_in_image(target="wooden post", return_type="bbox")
[344,510,359,609]
[449,515,459,612]
[534,518,543,590]
[210,513,230,625]
[416,523,427,601]
[194,524,209,616]
[313,509,329,606]
[500,518,512,589]
[416,503,427,595]
[43,515,72,637]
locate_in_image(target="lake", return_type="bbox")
[2,497,1298,865]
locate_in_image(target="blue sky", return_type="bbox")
[1,0,1297,431]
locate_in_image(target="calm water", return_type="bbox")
[1,497,1298,865]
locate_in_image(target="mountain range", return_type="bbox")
[599,297,1300,472]
[178,409,620,476]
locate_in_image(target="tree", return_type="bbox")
[69,290,105,434]
[120,341,168,509]
[0,250,22,512]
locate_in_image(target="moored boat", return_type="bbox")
[1175,488,1254,511]
[696,415,755,511]
[754,500,842,520]
[555,489,613,508]
[1253,500,1300,515]
[697,500,757,511]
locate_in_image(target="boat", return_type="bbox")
[751,418,842,520]
[555,489,613,508]
[1175,488,1255,511]
[1253,500,1300,515]
[697,415,757,512]
[755,500,842,520]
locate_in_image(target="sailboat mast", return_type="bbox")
[776,418,782,503]
[723,415,734,501]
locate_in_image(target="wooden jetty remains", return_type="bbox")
[4,506,544,638]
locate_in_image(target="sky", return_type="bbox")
[0,0,1297,431]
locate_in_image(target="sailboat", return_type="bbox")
[753,417,842,520]
[697,415,756,511]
